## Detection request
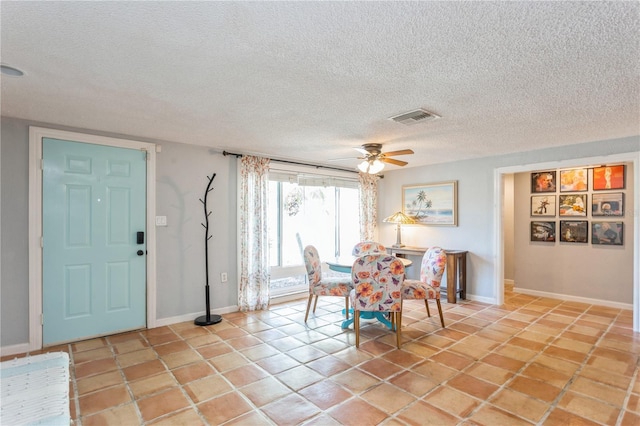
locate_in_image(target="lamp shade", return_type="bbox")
[383,211,416,224]
[383,211,415,248]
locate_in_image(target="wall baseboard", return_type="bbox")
[270,292,308,305]
[464,294,496,305]
[514,287,633,311]
[154,306,239,328]
[1,343,31,357]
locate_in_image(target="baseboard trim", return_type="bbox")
[514,287,633,310]
[464,294,496,305]
[270,291,308,305]
[155,306,239,328]
[1,343,31,357]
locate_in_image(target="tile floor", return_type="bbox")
[5,288,640,425]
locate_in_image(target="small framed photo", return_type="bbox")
[560,220,588,243]
[592,192,624,217]
[559,168,588,192]
[593,165,625,190]
[531,221,556,242]
[592,221,623,245]
[558,194,587,217]
[531,195,556,217]
[531,171,556,193]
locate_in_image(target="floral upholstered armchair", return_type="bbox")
[350,254,405,348]
[352,241,387,257]
[401,246,447,327]
[303,245,353,323]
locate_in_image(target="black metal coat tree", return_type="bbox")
[195,173,222,326]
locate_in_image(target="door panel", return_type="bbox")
[43,138,146,345]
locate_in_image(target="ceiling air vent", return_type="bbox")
[389,108,440,126]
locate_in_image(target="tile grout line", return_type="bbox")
[136,326,205,425]
[532,300,625,424]
[613,308,639,425]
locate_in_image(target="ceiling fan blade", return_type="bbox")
[381,158,408,166]
[382,149,414,157]
[353,147,370,156]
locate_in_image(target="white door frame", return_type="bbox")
[493,151,640,332]
[29,127,157,350]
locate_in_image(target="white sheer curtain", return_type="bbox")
[239,155,271,311]
[358,172,379,241]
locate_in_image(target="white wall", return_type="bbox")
[503,174,515,282]
[1,117,239,348]
[513,164,634,303]
[378,137,639,304]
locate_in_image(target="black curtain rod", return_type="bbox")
[222,150,358,174]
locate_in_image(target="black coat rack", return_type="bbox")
[194,173,222,326]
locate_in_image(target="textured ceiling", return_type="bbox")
[1,1,639,171]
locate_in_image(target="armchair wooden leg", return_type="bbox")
[304,294,314,322]
[354,310,360,348]
[396,312,402,349]
[312,295,319,313]
[345,297,349,320]
[436,299,445,328]
[424,300,431,317]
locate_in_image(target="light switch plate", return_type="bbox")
[155,216,167,226]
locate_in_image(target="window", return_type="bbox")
[268,168,360,296]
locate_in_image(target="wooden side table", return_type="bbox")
[443,250,467,303]
[387,246,468,303]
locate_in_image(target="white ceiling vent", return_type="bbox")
[389,108,440,126]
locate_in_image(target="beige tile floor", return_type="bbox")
[5,288,640,425]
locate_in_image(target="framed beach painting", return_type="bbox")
[402,181,457,226]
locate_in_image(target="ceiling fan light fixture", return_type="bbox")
[369,159,385,174]
[357,159,385,174]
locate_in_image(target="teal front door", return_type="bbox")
[43,138,147,345]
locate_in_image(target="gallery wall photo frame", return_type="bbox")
[592,192,624,217]
[592,221,623,245]
[531,221,556,242]
[558,194,587,217]
[531,171,557,193]
[559,168,588,192]
[402,181,457,226]
[560,220,588,243]
[593,165,625,190]
[531,195,556,217]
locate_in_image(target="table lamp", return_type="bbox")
[383,211,416,248]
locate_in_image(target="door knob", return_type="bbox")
[137,250,144,256]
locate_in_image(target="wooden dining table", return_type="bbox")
[325,256,412,330]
